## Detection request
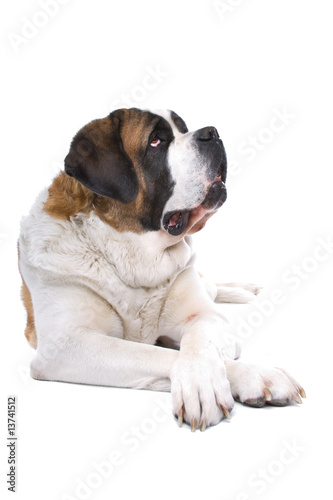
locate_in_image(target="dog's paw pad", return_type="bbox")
[243,397,266,408]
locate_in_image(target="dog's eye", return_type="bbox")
[150,138,161,148]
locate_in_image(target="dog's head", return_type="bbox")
[64,108,227,239]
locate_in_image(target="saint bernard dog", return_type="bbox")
[18,108,305,431]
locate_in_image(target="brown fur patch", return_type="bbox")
[18,244,37,349]
[44,173,94,220]
[44,171,148,233]
[21,280,37,349]
[120,109,154,158]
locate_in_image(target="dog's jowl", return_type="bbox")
[18,108,305,431]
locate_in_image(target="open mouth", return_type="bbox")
[163,164,227,236]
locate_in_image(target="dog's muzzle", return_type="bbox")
[163,164,227,236]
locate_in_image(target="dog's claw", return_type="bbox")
[264,388,272,401]
[178,407,184,428]
[220,405,232,420]
[191,419,197,432]
[300,388,306,398]
[200,420,207,432]
[292,393,302,404]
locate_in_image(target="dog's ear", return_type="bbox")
[64,110,139,204]
[169,110,188,134]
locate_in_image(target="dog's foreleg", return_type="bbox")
[170,312,235,430]
[31,332,178,392]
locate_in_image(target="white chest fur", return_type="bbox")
[19,189,195,344]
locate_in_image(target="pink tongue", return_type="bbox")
[169,213,180,227]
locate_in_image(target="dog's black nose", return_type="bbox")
[195,126,219,141]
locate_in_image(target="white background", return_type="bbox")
[1,0,332,499]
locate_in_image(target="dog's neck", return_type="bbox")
[42,173,195,289]
[75,213,195,289]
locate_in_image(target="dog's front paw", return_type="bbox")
[170,353,234,431]
[226,361,306,407]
